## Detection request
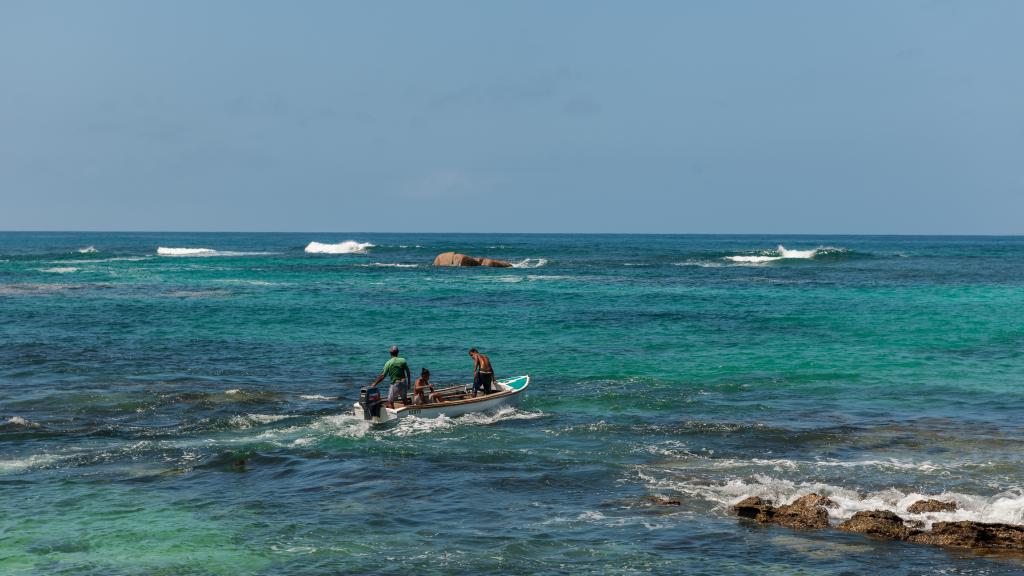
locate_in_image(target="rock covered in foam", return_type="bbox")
[433,252,512,267]
[733,492,1024,552]
[907,499,958,513]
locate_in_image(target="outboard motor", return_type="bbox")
[359,387,384,421]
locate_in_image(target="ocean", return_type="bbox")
[1,232,1022,575]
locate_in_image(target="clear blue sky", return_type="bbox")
[1,0,1022,233]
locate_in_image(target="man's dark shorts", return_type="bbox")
[473,372,493,394]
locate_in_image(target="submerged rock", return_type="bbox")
[838,510,915,540]
[907,499,957,514]
[909,521,1024,551]
[433,252,513,267]
[640,495,681,506]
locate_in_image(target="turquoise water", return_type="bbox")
[1,233,1023,575]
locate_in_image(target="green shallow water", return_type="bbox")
[1,233,1023,575]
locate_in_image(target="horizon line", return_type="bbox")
[0,230,1022,237]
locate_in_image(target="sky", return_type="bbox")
[1,0,1022,234]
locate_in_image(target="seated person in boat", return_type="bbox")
[469,348,495,397]
[412,368,442,405]
[370,346,412,408]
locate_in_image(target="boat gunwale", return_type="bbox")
[394,375,530,413]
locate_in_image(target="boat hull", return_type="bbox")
[352,375,530,424]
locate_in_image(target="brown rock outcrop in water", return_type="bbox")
[732,498,1024,553]
[907,499,958,514]
[432,252,513,268]
[909,522,1024,550]
[732,494,835,530]
[479,258,513,268]
[838,510,915,540]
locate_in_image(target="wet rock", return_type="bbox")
[838,510,916,540]
[773,495,833,530]
[907,499,957,514]
[433,252,480,266]
[732,494,833,530]
[909,521,1024,551]
[733,496,775,521]
[433,252,513,267]
[789,494,837,510]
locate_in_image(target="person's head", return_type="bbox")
[421,368,430,379]
[468,348,478,357]
[390,346,399,357]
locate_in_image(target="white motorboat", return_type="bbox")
[353,375,530,424]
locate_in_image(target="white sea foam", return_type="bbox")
[229,414,292,429]
[6,416,41,428]
[39,267,79,274]
[527,275,573,281]
[298,394,337,401]
[482,275,524,283]
[224,389,242,395]
[390,407,545,436]
[511,258,547,269]
[304,241,375,254]
[255,413,372,444]
[726,255,785,264]
[674,260,723,268]
[638,470,1024,529]
[62,256,150,264]
[157,247,274,257]
[723,245,837,265]
[357,263,419,268]
[78,246,99,254]
[158,247,219,256]
[0,453,63,474]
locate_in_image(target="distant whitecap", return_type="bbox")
[304,241,375,254]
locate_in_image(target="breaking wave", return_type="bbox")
[78,246,99,254]
[157,247,275,257]
[724,245,849,265]
[357,263,419,268]
[39,267,79,274]
[511,258,547,269]
[304,241,375,254]
[638,470,1024,529]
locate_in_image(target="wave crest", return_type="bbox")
[724,245,850,265]
[158,247,219,256]
[639,470,1024,529]
[511,258,547,269]
[157,247,274,257]
[304,241,375,254]
[78,246,99,254]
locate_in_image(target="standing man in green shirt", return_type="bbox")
[370,346,412,408]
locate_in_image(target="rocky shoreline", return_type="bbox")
[732,494,1024,552]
